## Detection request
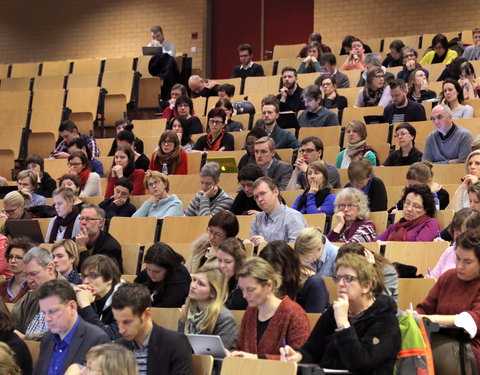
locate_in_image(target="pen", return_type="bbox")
[427,267,431,277]
[437,230,441,238]
[283,338,288,359]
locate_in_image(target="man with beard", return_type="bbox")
[276,67,305,113]
[297,85,339,127]
[383,79,426,125]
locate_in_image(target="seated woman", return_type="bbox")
[179,266,237,349]
[51,239,82,285]
[115,130,150,172]
[406,68,437,103]
[108,118,144,156]
[237,127,268,171]
[447,150,480,212]
[16,170,46,208]
[298,42,322,73]
[132,171,183,219]
[0,237,35,303]
[294,227,339,276]
[230,257,310,359]
[431,208,480,279]
[292,161,335,215]
[346,158,387,212]
[216,238,248,310]
[340,38,366,71]
[409,230,480,373]
[0,190,32,237]
[336,120,378,168]
[67,137,105,177]
[281,253,401,373]
[186,210,239,274]
[45,187,81,243]
[149,130,188,175]
[459,61,480,100]
[397,46,429,83]
[59,174,85,212]
[354,66,391,107]
[420,33,458,66]
[215,99,243,132]
[105,145,145,198]
[231,164,263,216]
[99,177,136,219]
[441,77,473,119]
[168,116,194,152]
[25,154,56,198]
[378,184,440,241]
[260,240,329,313]
[186,162,233,216]
[382,39,404,68]
[384,122,423,166]
[319,76,348,115]
[135,242,191,307]
[175,95,203,134]
[67,151,102,197]
[327,188,377,243]
[193,108,235,151]
[391,161,449,211]
[162,84,190,121]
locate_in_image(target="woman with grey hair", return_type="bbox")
[326,188,377,243]
[186,162,233,216]
[397,46,426,82]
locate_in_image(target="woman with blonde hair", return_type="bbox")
[354,66,391,107]
[229,257,310,359]
[0,342,21,375]
[335,121,378,168]
[179,266,237,349]
[51,239,82,285]
[45,187,81,243]
[0,190,32,236]
[149,130,188,175]
[448,150,480,212]
[16,169,46,208]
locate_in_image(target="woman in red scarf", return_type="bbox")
[193,108,234,152]
[67,151,101,197]
[149,130,188,175]
[378,184,440,241]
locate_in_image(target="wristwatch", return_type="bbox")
[335,322,351,332]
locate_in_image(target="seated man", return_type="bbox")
[112,283,193,375]
[99,177,136,219]
[254,137,292,191]
[287,136,341,190]
[356,53,395,87]
[75,255,123,340]
[314,53,350,89]
[188,75,219,98]
[249,177,306,245]
[231,164,264,215]
[423,104,473,164]
[147,25,176,56]
[298,32,332,57]
[108,118,144,156]
[232,43,264,79]
[51,120,100,159]
[383,79,426,124]
[33,279,110,375]
[218,83,235,101]
[276,67,305,113]
[67,137,104,177]
[463,28,480,61]
[75,204,123,272]
[298,85,339,127]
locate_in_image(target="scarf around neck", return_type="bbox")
[205,130,225,151]
[48,206,79,243]
[297,187,331,211]
[386,214,431,241]
[185,304,209,334]
[78,168,91,190]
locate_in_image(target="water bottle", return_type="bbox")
[433,192,440,211]
[162,163,168,175]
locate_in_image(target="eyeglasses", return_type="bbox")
[321,82,333,87]
[403,53,415,58]
[302,98,315,103]
[253,191,270,201]
[299,148,315,154]
[2,207,20,215]
[394,132,411,138]
[82,273,100,281]
[206,227,226,239]
[67,162,83,167]
[147,180,163,189]
[333,274,359,284]
[403,201,424,210]
[208,119,224,126]
[337,203,357,210]
[25,266,48,279]
[161,141,174,146]
[374,74,385,79]
[7,255,23,261]
[79,217,102,222]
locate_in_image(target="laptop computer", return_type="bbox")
[277,111,300,130]
[6,219,45,243]
[206,156,239,173]
[186,334,228,359]
[363,115,387,125]
[142,46,163,56]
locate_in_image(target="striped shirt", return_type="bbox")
[128,329,152,375]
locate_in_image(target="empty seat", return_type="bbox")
[0,77,31,91]
[10,62,39,78]
[109,216,157,246]
[103,57,135,72]
[41,61,71,76]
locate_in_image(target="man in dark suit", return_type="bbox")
[33,279,110,375]
[112,283,193,375]
[254,136,292,191]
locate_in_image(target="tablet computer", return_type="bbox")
[206,156,239,173]
[186,334,228,359]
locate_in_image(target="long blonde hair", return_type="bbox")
[0,342,20,375]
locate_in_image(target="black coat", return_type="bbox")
[78,231,123,273]
[0,330,32,375]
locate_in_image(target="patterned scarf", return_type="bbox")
[185,305,209,334]
[363,86,385,107]
[205,130,225,151]
[48,206,79,243]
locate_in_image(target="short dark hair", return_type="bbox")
[215,99,234,112]
[68,151,90,169]
[456,229,480,262]
[67,138,92,160]
[167,116,192,147]
[150,25,163,34]
[144,242,185,269]
[25,154,44,172]
[238,43,253,54]
[117,130,135,144]
[207,107,226,122]
[432,33,448,49]
[217,84,235,97]
[388,79,407,91]
[58,174,82,194]
[318,53,336,66]
[301,136,324,157]
[261,94,280,113]
[238,164,264,182]
[6,236,37,259]
[111,283,151,317]
[115,177,133,193]
[281,66,297,77]
[348,158,373,182]
[341,35,355,49]
[208,210,239,238]
[36,279,77,304]
[247,127,268,139]
[395,123,416,145]
[389,39,405,53]
[175,96,194,113]
[302,85,322,101]
[309,32,322,43]
[442,77,465,104]
[58,120,77,133]
[114,118,133,131]
[81,254,121,285]
[401,184,436,217]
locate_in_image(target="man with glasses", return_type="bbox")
[249,177,306,246]
[298,85,339,128]
[287,136,341,190]
[232,43,264,79]
[254,137,292,191]
[383,79,426,125]
[355,53,395,87]
[315,53,350,89]
[75,204,123,272]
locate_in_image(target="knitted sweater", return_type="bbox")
[186,189,233,216]
[132,195,184,219]
[79,172,102,197]
[423,125,473,164]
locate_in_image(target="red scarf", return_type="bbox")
[205,130,225,151]
[78,168,91,190]
[386,214,431,241]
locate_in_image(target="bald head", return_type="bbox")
[431,104,453,134]
[188,75,205,93]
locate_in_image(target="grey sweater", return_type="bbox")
[423,125,473,164]
[186,189,233,216]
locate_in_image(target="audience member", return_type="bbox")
[58,174,85,212]
[259,241,329,313]
[105,145,146,197]
[217,83,235,100]
[420,33,458,65]
[398,46,428,83]
[384,123,423,166]
[254,137,292,190]
[276,67,305,113]
[406,68,437,103]
[458,61,480,100]
[356,53,395,87]
[99,177,136,219]
[46,187,81,243]
[0,190,32,236]
[298,32,331,57]
[315,53,350,88]
[51,120,99,159]
[168,116,194,152]
[0,235,8,280]
[340,38,366,71]
[179,266,237,349]
[292,161,335,215]
[423,104,473,164]
[215,99,243,132]
[188,75,219,98]
[354,66,391,107]
[25,154,56,198]
[112,283,193,375]
[298,85,339,127]
[0,342,21,375]
[149,130,188,174]
[249,177,306,245]
[441,77,474,118]
[135,242,191,308]
[108,118,144,156]
[75,204,123,272]
[318,76,348,121]
[67,137,105,177]
[16,170,46,208]
[186,162,233,216]
[193,108,235,151]
[346,158,387,212]
[382,39,405,67]
[326,188,377,243]
[147,25,176,56]
[147,40,181,98]
[447,150,480,211]
[336,120,378,168]
[237,127,268,170]
[51,239,82,285]
[383,79,426,124]
[162,84,189,121]
[67,151,101,197]
[232,43,264,79]
[116,130,150,172]
[298,42,322,73]
[463,28,480,60]
[468,182,480,213]
[231,164,263,215]
[339,35,372,55]
[230,257,309,359]
[174,96,203,134]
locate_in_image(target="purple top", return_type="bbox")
[378,217,440,242]
[431,244,456,279]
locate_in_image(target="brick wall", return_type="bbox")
[0,0,207,71]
